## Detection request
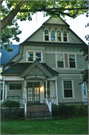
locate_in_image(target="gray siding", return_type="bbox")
[77,54,87,69]
[45,53,55,68]
[57,75,82,103]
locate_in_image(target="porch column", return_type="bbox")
[55,80,58,105]
[23,80,27,103]
[5,83,7,100]
[45,79,48,99]
[2,80,5,101]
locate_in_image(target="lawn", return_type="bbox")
[1,116,88,134]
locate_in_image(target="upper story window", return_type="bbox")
[45,30,49,41]
[57,54,64,68]
[57,31,61,41]
[69,54,75,68]
[44,28,68,42]
[63,31,67,41]
[51,30,55,41]
[27,50,43,62]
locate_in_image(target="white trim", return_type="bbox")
[8,82,23,91]
[45,52,83,54]
[62,79,75,99]
[26,50,43,63]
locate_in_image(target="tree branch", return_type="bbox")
[1,1,28,31]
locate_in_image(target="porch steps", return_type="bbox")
[27,104,51,119]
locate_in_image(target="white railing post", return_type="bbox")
[24,102,27,119]
[55,80,58,105]
[2,80,5,101]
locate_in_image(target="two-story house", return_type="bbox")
[1,17,88,116]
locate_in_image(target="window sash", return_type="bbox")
[45,30,49,41]
[63,81,73,98]
[57,54,64,68]
[69,55,75,68]
[9,84,22,90]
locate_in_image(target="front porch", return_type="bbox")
[2,60,59,118]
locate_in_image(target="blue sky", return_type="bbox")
[12,12,89,45]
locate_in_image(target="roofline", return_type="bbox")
[20,16,70,45]
[4,52,20,67]
[69,28,87,46]
[20,41,87,48]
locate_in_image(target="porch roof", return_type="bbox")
[1,60,59,77]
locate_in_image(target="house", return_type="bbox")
[0,45,19,101]
[1,17,88,117]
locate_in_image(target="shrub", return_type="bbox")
[1,100,20,108]
[52,104,88,119]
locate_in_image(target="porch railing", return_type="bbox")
[46,98,52,116]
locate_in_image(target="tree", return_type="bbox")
[1,0,88,51]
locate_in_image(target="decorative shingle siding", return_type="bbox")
[64,54,68,68]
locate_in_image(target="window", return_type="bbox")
[44,81,50,98]
[57,31,61,41]
[27,50,42,62]
[82,82,87,97]
[45,30,49,41]
[51,30,55,41]
[28,52,33,61]
[63,81,73,98]
[57,54,64,68]
[69,55,75,68]
[63,31,67,41]
[36,52,41,62]
[9,84,22,90]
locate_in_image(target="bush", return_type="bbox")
[1,100,20,108]
[52,104,88,119]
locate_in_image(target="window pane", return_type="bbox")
[9,85,15,90]
[69,55,75,61]
[45,36,49,41]
[16,85,22,90]
[64,90,72,97]
[57,37,61,41]
[63,31,67,36]
[51,31,55,41]
[36,53,41,62]
[58,61,63,67]
[70,62,75,68]
[64,81,72,88]
[45,30,48,35]
[57,31,61,36]
[57,54,63,61]
[45,30,49,41]
[28,52,33,61]
[64,37,67,41]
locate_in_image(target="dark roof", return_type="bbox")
[1,45,19,65]
[20,41,87,48]
[1,62,59,76]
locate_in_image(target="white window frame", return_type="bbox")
[56,54,64,68]
[44,28,68,42]
[26,50,43,63]
[82,82,87,98]
[68,54,77,69]
[63,30,68,42]
[62,79,74,99]
[9,83,22,91]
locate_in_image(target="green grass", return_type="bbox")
[1,117,88,134]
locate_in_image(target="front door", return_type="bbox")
[27,82,40,103]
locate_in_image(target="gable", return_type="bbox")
[43,17,69,26]
[26,65,46,76]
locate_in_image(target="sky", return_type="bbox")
[12,12,89,45]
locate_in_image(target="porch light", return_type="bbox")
[40,86,44,92]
